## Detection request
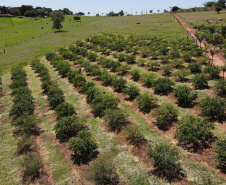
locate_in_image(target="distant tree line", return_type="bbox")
[0,5,73,17]
[106,10,124,16]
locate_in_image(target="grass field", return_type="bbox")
[0,13,187,72]
[177,10,226,26]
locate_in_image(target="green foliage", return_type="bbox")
[175,115,214,147]
[91,93,120,117]
[203,66,220,79]
[55,102,76,120]
[215,137,226,166]
[136,92,157,113]
[99,70,114,86]
[51,10,65,32]
[188,63,202,73]
[125,55,136,64]
[12,115,38,136]
[173,85,198,107]
[153,103,178,127]
[117,64,131,75]
[112,77,127,92]
[140,72,158,87]
[136,58,146,66]
[191,74,209,89]
[148,61,160,71]
[123,85,140,99]
[17,136,32,154]
[54,114,84,139]
[214,79,226,95]
[69,131,97,156]
[153,77,174,95]
[123,125,145,146]
[130,68,141,81]
[47,87,65,109]
[199,97,226,121]
[10,95,34,118]
[173,69,190,81]
[147,143,183,174]
[88,155,119,185]
[21,152,43,178]
[87,52,98,61]
[161,65,173,76]
[104,109,127,131]
[171,59,184,68]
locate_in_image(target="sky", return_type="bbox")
[1,0,206,15]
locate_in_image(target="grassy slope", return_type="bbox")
[177,10,226,26]
[0,13,186,71]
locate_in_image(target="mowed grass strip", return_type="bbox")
[42,58,165,185]
[0,13,187,71]
[0,72,21,184]
[24,65,78,184]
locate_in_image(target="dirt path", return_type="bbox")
[171,13,226,77]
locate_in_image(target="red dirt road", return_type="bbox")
[171,13,226,77]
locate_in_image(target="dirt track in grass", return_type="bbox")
[171,13,226,77]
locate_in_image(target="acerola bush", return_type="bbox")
[112,77,127,92]
[12,114,38,136]
[136,58,146,66]
[148,61,160,71]
[173,69,190,81]
[175,115,214,147]
[153,103,178,127]
[188,62,202,73]
[123,125,145,146]
[88,155,119,185]
[215,137,226,166]
[191,74,209,89]
[214,79,226,95]
[161,65,173,76]
[140,72,158,87]
[203,66,220,79]
[55,102,76,120]
[136,92,157,113]
[199,97,226,121]
[123,85,140,99]
[153,77,175,95]
[21,152,43,178]
[147,143,183,174]
[17,136,32,154]
[54,114,84,139]
[173,85,198,107]
[130,68,141,81]
[69,130,97,157]
[104,109,127,131]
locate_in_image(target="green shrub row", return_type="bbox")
[9,65,43,179]
[32,59,98,159]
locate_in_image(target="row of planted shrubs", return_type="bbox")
[84,33,204,60]
[9,65,43,180]
[85,39,226,95]
[48,51,189,180]
[74,42,225,97]
[66,46,226,123]
[63,46,226,168]
[31,59,98,162]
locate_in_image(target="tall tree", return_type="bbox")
[20,5,33,16]
[51,11,65,32]
[118,10,124,16]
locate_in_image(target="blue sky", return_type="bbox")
[1,0,205,15]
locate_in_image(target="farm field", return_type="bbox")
[177,10,226,26]
[0,11,226,185]
[0,13,187,71]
